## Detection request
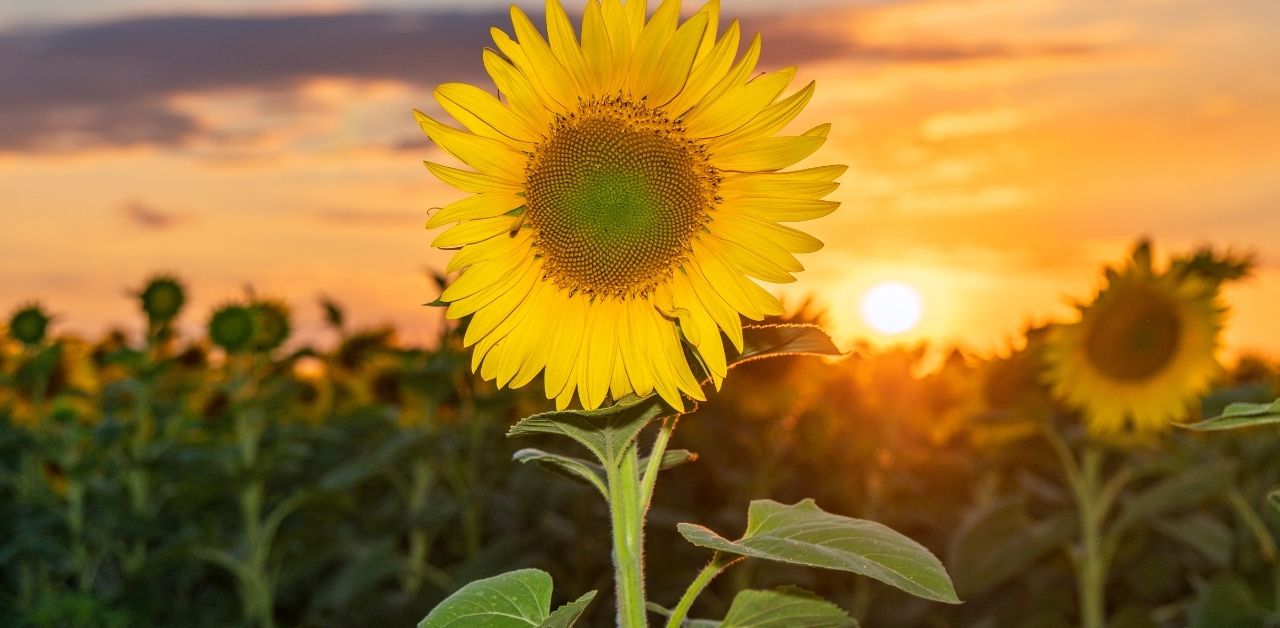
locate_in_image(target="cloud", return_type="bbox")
[0,7,1103,153]
[120,199,187,229]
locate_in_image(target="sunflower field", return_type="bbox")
[2,242,1279,628]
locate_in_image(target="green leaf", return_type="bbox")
[507,394,670,466]
[419,568,552,628]
[1183,397,1280,431]
[678,499,960,604]
[1189,574,1269,628]
[508,325,841,464]
[947,497,1076,598]
[1111,462,1234,534]
[512,449,607,497]
[538,591,598,628]
[1151,513,1233,568]
[719,588,857,627]
[733,324,842,363]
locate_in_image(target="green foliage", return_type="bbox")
[418,568,596,628]
[716,588,857,627]
[1185,397,1280,430]
[678,499,960,604]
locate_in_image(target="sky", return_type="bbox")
[2,0,1278,359]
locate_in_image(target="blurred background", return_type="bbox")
[3,0,1278,355]
[3,1,1279,627]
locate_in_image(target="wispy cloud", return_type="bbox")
[120,199,188,229]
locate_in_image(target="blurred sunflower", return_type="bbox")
[1043,245,1224,436]
[418,0,843,410]
[5,339,101,428]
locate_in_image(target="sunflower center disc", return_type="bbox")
[524,99,715,297]
[1084,287,1183,381]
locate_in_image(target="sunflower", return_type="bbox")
[417,0,843,411]
[1043,247,1224,436]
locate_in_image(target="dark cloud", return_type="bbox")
[1,8,1100,153]
[1,11,497,152]
[121,199,186,229]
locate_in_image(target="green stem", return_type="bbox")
[639,418,675,507]
[67,476,90,592]
[665,553,740,628]
[403,458,436,594]
[1077,446,1106,628]
[1042,425,1107,628]
[606,444,648,628]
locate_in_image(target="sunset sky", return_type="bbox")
[3,0,1278,358]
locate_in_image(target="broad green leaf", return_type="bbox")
[1151,513,1233,568]
[1189,574,1269,628]
[419,568,551,628]
[948,497,1076,597]
[1111,462,1234,534]
[539,591,598,628]
[719,588,856,627]
[508,325,841,464]
[733,324,842,363]
[507,394,669,466]
[1183,397,1280,431]
[512,448,606,497]
[644,603,719,628]
[678,499,960,604]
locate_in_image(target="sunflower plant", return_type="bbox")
[414,2,957,626]
[1034,241,1253,628]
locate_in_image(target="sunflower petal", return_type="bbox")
[426,192,524,229]
[425,161,522,194]
[414,110,526,180]
[436,83,539,144]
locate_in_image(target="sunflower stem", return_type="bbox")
[606,442,648,627]
[639,417,676,507]
[665,552,741,628]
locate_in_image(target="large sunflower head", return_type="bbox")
[416,0,844,411]
[1043,244,1225,437]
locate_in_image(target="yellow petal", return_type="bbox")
[544,291,587,400]
[509,6,579,110]
[706,80,815,152]
[711,132,824,172]
[721,172,840,199]
[690,239,764,320]
[445,228,532,274]
[414,110,526,180]
[665,20,739,117]
[678,266,743,351]
[708,235,799,283]
[711,211,823,253]
[436,83,539,144]
[545,0,589,94]
[619,300,655,396]
[624,0,648,41]
[580,1,616,95]
[625,0,681,99]
[578,304,617,410]
[685,66,795,139]
[645,12,707,106]
[426,191,524,229]
[692,0,720,65]
[463,261,541,347]
[600,0,635,92]
[425,161,521,194]
[676,31,760,128]
[443,243,535,302]
[431,214,523,249]
[723,195,840,222]
[482,49,553,130]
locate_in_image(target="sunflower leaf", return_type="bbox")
[419,568,557,628]
[512,448,607,497]
[1183,397,1280,431]
[718,587,857,628]
[538,590,598,628]
[677,499,960,604]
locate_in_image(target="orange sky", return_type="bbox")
[2,0,1278,358]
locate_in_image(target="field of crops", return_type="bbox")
[2,252,1278,627]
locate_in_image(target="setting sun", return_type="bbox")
[860,282,924,335]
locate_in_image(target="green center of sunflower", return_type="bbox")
[1084,285,1183,381]
[524,97,717,298]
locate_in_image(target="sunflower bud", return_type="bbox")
[140,275,187,326]
[209,304,255,353]
[8,304,50,346]
[249,301,291,353]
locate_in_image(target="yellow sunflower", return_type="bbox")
[416,0,843,411]
[1043,248,1224,436]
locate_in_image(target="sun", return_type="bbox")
[860,282,923,335]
